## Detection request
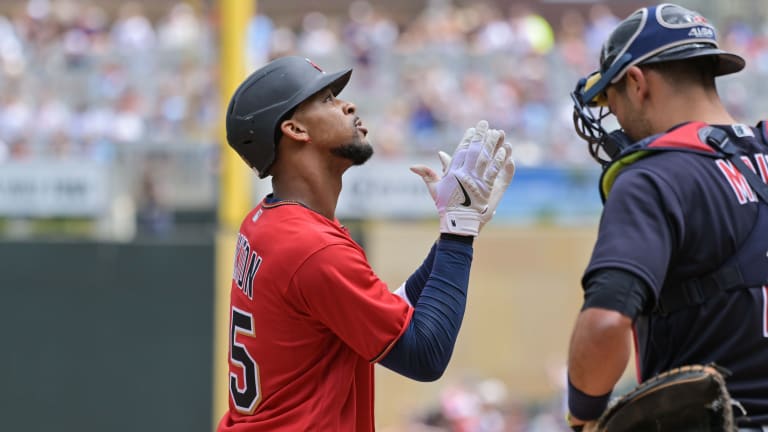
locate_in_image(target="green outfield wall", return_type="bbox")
[0,238,215,432]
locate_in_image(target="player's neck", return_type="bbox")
[271,174,341,221]
[651,93,736,134]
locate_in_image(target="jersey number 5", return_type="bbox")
[230,307,261,414]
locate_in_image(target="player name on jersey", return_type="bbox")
[715,153,768,204]
[232,232,262,300]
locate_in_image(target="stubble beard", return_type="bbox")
[623,115,653,143]
[331,135,374,166]
[619,95,653,142]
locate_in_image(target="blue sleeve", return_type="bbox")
[379,236,472,381]
[404,241,437,304]
[585,166,682,298]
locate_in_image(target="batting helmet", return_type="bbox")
[571,3,745,165]
[226,56,352,178]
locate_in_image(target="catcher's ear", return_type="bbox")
[623,66,649,101]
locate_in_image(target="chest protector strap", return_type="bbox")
[600,122,716,202]
[655,204,768,315]
[653,126,768,315]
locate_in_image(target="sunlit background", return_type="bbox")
[0,0,765,431]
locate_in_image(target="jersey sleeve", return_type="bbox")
[287,242,413,362]
[585,166,685,299]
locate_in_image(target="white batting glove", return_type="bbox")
[411,120,512,236]
[437,138,515,231]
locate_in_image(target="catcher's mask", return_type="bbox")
[226,56,352,178]
[571,3,745,166]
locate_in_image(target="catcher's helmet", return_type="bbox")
[226,56,352,178]
[571,3,745,165]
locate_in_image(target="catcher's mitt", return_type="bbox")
[595,364,735,432]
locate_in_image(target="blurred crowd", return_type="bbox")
[387,375,571,432]
[384,366,641,432]
[1,0,767,168]
[0,0,216,163]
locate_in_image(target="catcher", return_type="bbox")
[565,3,768,431]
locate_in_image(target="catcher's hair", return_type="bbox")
[640,56,719,91]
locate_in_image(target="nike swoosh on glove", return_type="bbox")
[411,120,513,236]
[437,139,515,231]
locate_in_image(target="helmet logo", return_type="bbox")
[305,58,325,73]
[688,26,714,38]
[692,15,708,24]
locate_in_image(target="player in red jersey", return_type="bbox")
[218,56,516,431]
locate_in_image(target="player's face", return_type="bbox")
[295,88,373,166]
[606,82,652,142]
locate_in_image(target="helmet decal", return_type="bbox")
[304,58,325,73]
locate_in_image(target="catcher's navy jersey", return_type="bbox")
[584,122,768,424]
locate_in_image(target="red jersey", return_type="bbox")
[217,199,413,432]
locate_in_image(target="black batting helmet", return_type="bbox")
[226,56,352,178]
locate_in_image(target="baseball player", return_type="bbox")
[217,56,515,431]
[565,4,768,431]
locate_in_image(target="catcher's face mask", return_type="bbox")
[571,3,745,166]
[571,72,631,166]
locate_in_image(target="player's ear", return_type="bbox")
[624,66,649,103]
[280,118,310,143]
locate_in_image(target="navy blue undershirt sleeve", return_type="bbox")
[582,268,653,320]
[379,235,473,381]
[404,241,438,304]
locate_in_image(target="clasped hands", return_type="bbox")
[411,120,516,237]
